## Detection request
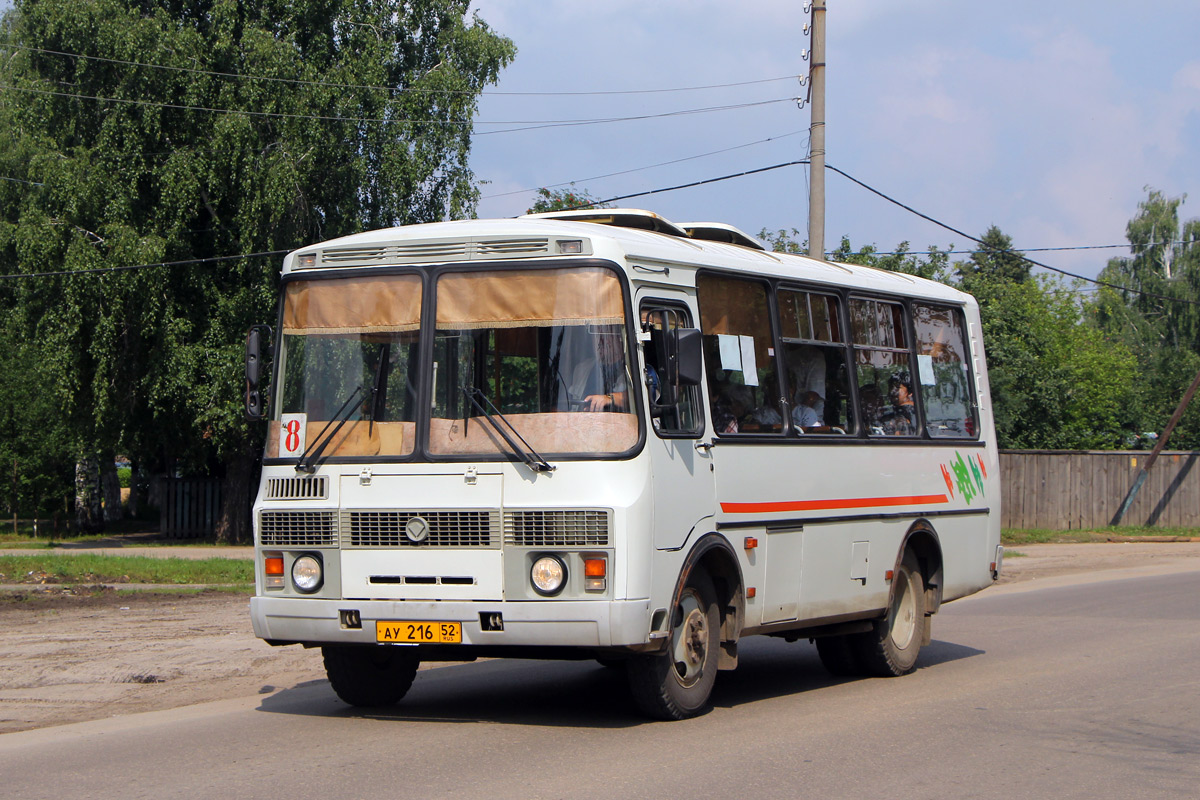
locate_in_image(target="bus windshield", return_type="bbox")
[430,266,638,457]
[276,274,423,458]
[272,266,638,461]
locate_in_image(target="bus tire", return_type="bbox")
[814,634,862,677]
[322,645,419,707]
[852,552,926,677]
[627,568,720,720]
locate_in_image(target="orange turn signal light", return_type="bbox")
[265,557,285,576]
[744,537,758,550]
[584,558,607,578]
[746,587,757,599]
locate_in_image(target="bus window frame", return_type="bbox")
[695,270,787,439]
[849,294,924,439]
[909,299,981,441]
[692,268,985,447]
[638,299,706,440]
[262,259,648,467]
[775,283,856,438]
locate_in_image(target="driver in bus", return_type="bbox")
[568,330,628,412]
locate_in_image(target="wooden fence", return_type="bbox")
[1000,450,1200,530]
[160,477,222,538]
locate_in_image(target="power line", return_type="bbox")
[482,130,809,200]
[869,244,1151,257]
[0,250,288,281]
[538,160,1200,307]
[1,42,801,97]
[0,162,1190,310]
[473,99,794,136]
[0,81,793,130]
[821,163,1200,306]
[583,161,809,207]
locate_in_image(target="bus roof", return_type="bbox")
[285,212,973,306]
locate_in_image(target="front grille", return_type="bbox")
[342,510,500,548]
[265,476,328,500]
[259,511,338,547]
[504,510,610,547]
[259,508,609,549]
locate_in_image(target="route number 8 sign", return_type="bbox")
[279,413,307,458]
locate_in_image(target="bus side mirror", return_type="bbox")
[245,325,273,420]
[649,327,702,415]
[675,328,702,387]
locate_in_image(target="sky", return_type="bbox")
[1,1,1197,282]
[466,0,1200,280]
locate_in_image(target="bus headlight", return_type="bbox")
[530,555,566,596]
[291,554,324,593]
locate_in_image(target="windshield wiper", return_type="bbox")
[296,384,365,474]
[461,386,555,473]
[368,343,390,438]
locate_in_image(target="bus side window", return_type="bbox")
[696,274,784,436]
[912,303,977,438]
[850,297,919,437]
[778,288,853,435]
[640,303,703,436]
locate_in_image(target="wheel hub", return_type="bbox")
[683,607,708,665]
[671,591,710,686]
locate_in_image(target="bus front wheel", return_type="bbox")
[628,568,721,720]
[852,552,926,676]
[322,644,420,707]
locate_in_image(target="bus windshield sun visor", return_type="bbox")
[460,386,555,473]
[295,384,366,473]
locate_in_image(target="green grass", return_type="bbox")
[0,554,254,585]
[1002,526,1200,545]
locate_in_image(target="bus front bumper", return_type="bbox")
[250,596,654,649]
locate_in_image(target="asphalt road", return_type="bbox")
[3,569,1198,800]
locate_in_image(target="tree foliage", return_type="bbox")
[526,183,611,214]
[0,0,514,537]
[1092,189,1200,448]
[956,225,1031,285]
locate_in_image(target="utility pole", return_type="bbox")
[1111,366,1200,525]
[807,0,827,261]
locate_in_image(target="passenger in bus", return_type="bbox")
[789,345,826,420]
[792,390,823,429]
[885,373,916,434]
[859,383,887,435]
[712,383,746,433]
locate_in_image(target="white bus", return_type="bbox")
[245,209,1002,720]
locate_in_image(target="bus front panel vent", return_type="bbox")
[503,510,611,547]
[258,510,339,547]
[342,510,501,549]
[265,476,329,500]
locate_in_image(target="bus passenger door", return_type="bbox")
[637,294,715,550]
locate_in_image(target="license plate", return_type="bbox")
[376,621,462,644]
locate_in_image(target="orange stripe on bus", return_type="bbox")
[720,494,950,514]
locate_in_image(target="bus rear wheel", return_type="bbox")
[322,644,420,707]
[852,552,926,677]
[627,569,720,720]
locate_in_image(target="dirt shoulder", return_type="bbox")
[2,541,1198,735]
